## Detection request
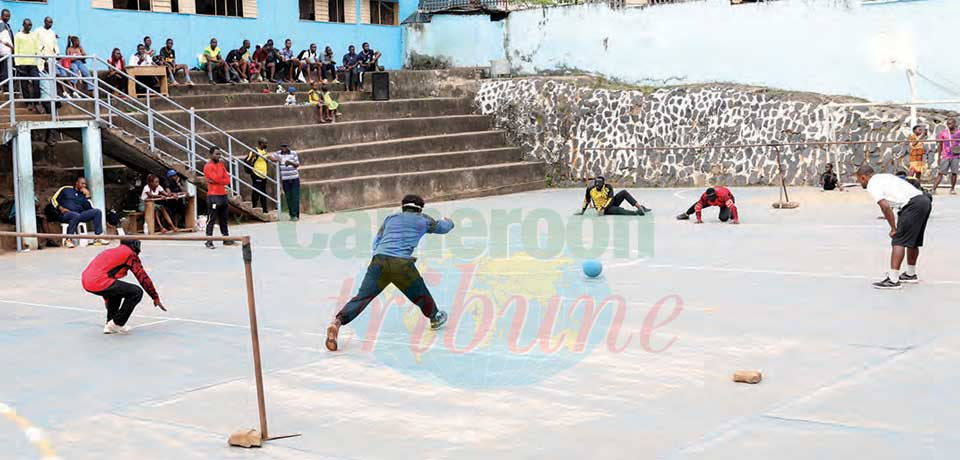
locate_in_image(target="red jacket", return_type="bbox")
[203,160,230,196]
[695,186,738,222]
[82,245,160,302]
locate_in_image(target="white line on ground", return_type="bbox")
[129,319,172,330]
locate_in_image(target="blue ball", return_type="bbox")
[582,260,603,278]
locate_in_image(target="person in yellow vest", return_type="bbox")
[244,137,271,213]
[576,176,651,216]
[14,18,41,113]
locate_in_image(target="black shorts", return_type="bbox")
[892,194,932,248]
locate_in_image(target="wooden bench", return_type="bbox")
[143,194,197,234]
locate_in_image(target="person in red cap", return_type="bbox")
[676,186,739,224]
[81,239,166,334]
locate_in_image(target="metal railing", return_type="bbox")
[0,54,282,213]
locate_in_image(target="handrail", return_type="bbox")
[2,53,282,210]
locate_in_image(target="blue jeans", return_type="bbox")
[335,255,438,325]
[70,61,95,91]
[62,208,103,235]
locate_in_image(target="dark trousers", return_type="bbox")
[320,63,336,81]
[62,208,104,235]
[347,67,361,91]
[603,190,640,215]
[251,177,269,212]
[94,280,143,327]
[17,65,40,106]
[0,60,8,91]
[104,73,126,92]
[282,178,300,219]
[206,194,229,236]
[685,204,732,222]
[336,255,438,325]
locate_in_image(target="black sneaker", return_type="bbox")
[431,311,448,330]
[872,277,902,290]
[676,213,690,220]
[205,241,215,249]
[223,240,237,246]
[640,205,653,214]
[635,208,645,216]
[899,273,919,284]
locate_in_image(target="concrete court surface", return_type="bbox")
[1,186,959,460]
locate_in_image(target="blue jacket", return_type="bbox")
[52,186,92,213]
[373,211,454,259]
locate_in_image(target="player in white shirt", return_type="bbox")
[856,165,933,289]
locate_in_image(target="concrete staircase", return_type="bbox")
[34,70,548,216]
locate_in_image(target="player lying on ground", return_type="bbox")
[857,165,933,290]
[325,194,453,351]
[576,176,651,216]
[676,186,739,224]
[81,239,166,334]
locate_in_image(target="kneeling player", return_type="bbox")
[857,165,933,289]
[677,186,739,224]
[82,239,166,334]
[576,176,651,216]
[326,194,452,351]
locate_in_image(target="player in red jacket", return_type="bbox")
[203,146,234,249]
[676,186,740,224]
[81,239,166,334]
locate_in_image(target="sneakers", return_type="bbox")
[676,213,690,220]
[102,320,127,334]
[205,241,215,249]
[64,240,76,249]
[431,311,448,330]
[223,240,237,246]
[872,277,902,290]
[899,273,919,284]
[325,321,340,352]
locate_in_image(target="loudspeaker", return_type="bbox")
[371,72,390,101]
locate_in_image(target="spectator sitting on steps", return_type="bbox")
[52,176,110,248]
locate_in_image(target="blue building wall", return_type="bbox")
[2,0,413,69]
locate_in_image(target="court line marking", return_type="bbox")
[129,319,172,330]
[0,402,60,460]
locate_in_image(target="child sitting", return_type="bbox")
[321,84,339,123]
[307,81,324,124]
[284,86,297,106]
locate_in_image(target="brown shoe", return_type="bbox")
[325,321,340,352]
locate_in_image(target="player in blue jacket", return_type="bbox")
[325,194,454,351]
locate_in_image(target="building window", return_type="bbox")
[370,0,396,25]
[113,0,152,10]
[299,0,315,20]
[196,0,244,17]
[171,0,179,12]
[329,0,347,22]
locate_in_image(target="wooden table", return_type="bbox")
[143,194,196,234]
[127,65,169,98]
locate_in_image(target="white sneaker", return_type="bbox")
[62,92,71,100]
[65,240,76,249]
[103,320,122,334]
[117,324,131,333]
[73,91,83,99]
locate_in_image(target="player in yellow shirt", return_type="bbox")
[576,176,650,216]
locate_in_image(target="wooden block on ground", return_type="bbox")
[733,370,762,384]
[228,429,262,448]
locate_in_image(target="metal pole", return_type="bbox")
[275,160,282,212]
[92,57,100,120]
[189,107,197,171]
[107,92,113,125]
[147,90,155,152]
[7,57,14,124]
[241,237,270,440]
[47,57,57,121]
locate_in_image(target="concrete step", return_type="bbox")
[298,147,522,182]
[298,130,512,163]
[151,115,497,153]
[163,91,370,110]
[303,161,547,212]
[168,81,360,97]
[126,97,474,133]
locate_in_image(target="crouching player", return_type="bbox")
[677,186,740,224]
[82,239,166,334]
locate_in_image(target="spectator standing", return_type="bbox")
[321,83,339,123]
[52,176,109,248]
[14,19,42,113]
[104,47,126,95]
[245,137,271,213]
[820,163,839,191]
[201,38,227,84]
[36,16,64,102]
[159,38,193,86]
[342,45,361,91]
[270,141,301,221]
[907,125,926,181]
[932,118,959,195]
[66,36,95,93]
[0,9,14,93]
[320,46,337,83]
[203,147,235,249]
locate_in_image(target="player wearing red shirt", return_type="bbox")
[676,186,739,224]
[82,239,166,334]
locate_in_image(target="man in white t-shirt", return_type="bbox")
[0,9,14,93]
[857,164,933,289]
